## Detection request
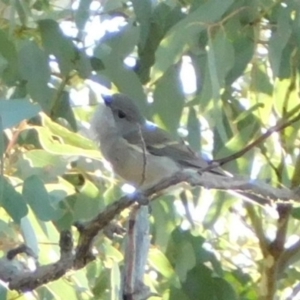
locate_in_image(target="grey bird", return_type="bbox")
[90,93,226,189]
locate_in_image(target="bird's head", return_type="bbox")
[101,93,146,137]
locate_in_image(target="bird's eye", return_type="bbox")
[117,110,126,119]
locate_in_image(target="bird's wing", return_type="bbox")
[122,124,217,172]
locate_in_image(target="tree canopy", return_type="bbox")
[0,0,300,299]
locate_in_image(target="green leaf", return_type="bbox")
[15,0,31,26]
[95,22,147,113]
[225,18,255,85]
[187,107,201,152]
[0,176,28,223]
[207,29,235,142]
[0,282,7,300]
[75,0,93,30]
[0,118,4,162]
[23,175,62,221]
[20,216,39,256]
[72,180,103,221]
[102,0,123,12]
[136,3,185,83]
[92,267,110,297]
[182,264,214,299]
[16,149,68,181]
[0,98,41,129]
[148,247,177,281]
[42,114,97,151]
[152,65,184,134]
[132,0,152,49]
[36,286,57,300]
[213,278,238,300]
[101,64,148,115]
[151,197,178,250]
[98,22,139,61]
[35,126,100,158]
[111,260,121,299]
[269,6,292,78]
[46,280,78,299]
[38,19,77,76]
[0,29,19,85]
[250,64,273,95]
[18,40,53,112]
[168,287,189,300]
[49,91,77,131]
[292,207,300,220]
[214,120,257,173]
[0,54,8,77]
[150,0,234,82]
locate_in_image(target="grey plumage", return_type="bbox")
[90,93,269,206]
[90,93,224,188]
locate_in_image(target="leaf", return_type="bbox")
[101,64,148,115]
[269,6,292,78]
[213,278,238,300]
[0,282,8,300]
[35,126,100,158]
[225,18,255,85]
[0,98,41,129]
[0,176,28,223]
[98,22,139,60]
[151,197,178,250]
[16,149,69,181]
[273,78,299,116]
[148,247,177,281]
[0,54,8,77]
[214,121,257,173]
[0,118,4,161]
[36,286,57,300]
[111,260,121,300]
[95,22,147,113]
[92,267,110,297]
[75,0,93,30]
[15,0,31,26]
[250,64,273,96]
[207,29,235,142]
[136,3,185,83]
[0,29,18,85]
[20,216,39,256]
[187,107,201,152]
[46,280,78,299]
[150,0,234,82]
[41,113,98,151]
[182,264,214,299]
[132,0,152,49]
[23,175,62,221]
[38,19,91,77]
[18,40,53,112]
[292,207,300,220]
[49,91,77,131]
[168,287,190,300]
[72,179,103,221]
[152,65,184,134]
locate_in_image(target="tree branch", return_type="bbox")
[3,170,299,292]
[214,110,300,167]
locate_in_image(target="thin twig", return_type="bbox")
[137,124,147,187]
[214,111,300,167]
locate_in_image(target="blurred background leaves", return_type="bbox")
[0,0,300,299]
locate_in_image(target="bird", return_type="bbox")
[90,93,226,190]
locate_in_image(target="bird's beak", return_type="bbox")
[101,94,113,106]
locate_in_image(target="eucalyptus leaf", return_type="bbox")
[0,99,41,129]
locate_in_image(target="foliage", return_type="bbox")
[0,0,300,299]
